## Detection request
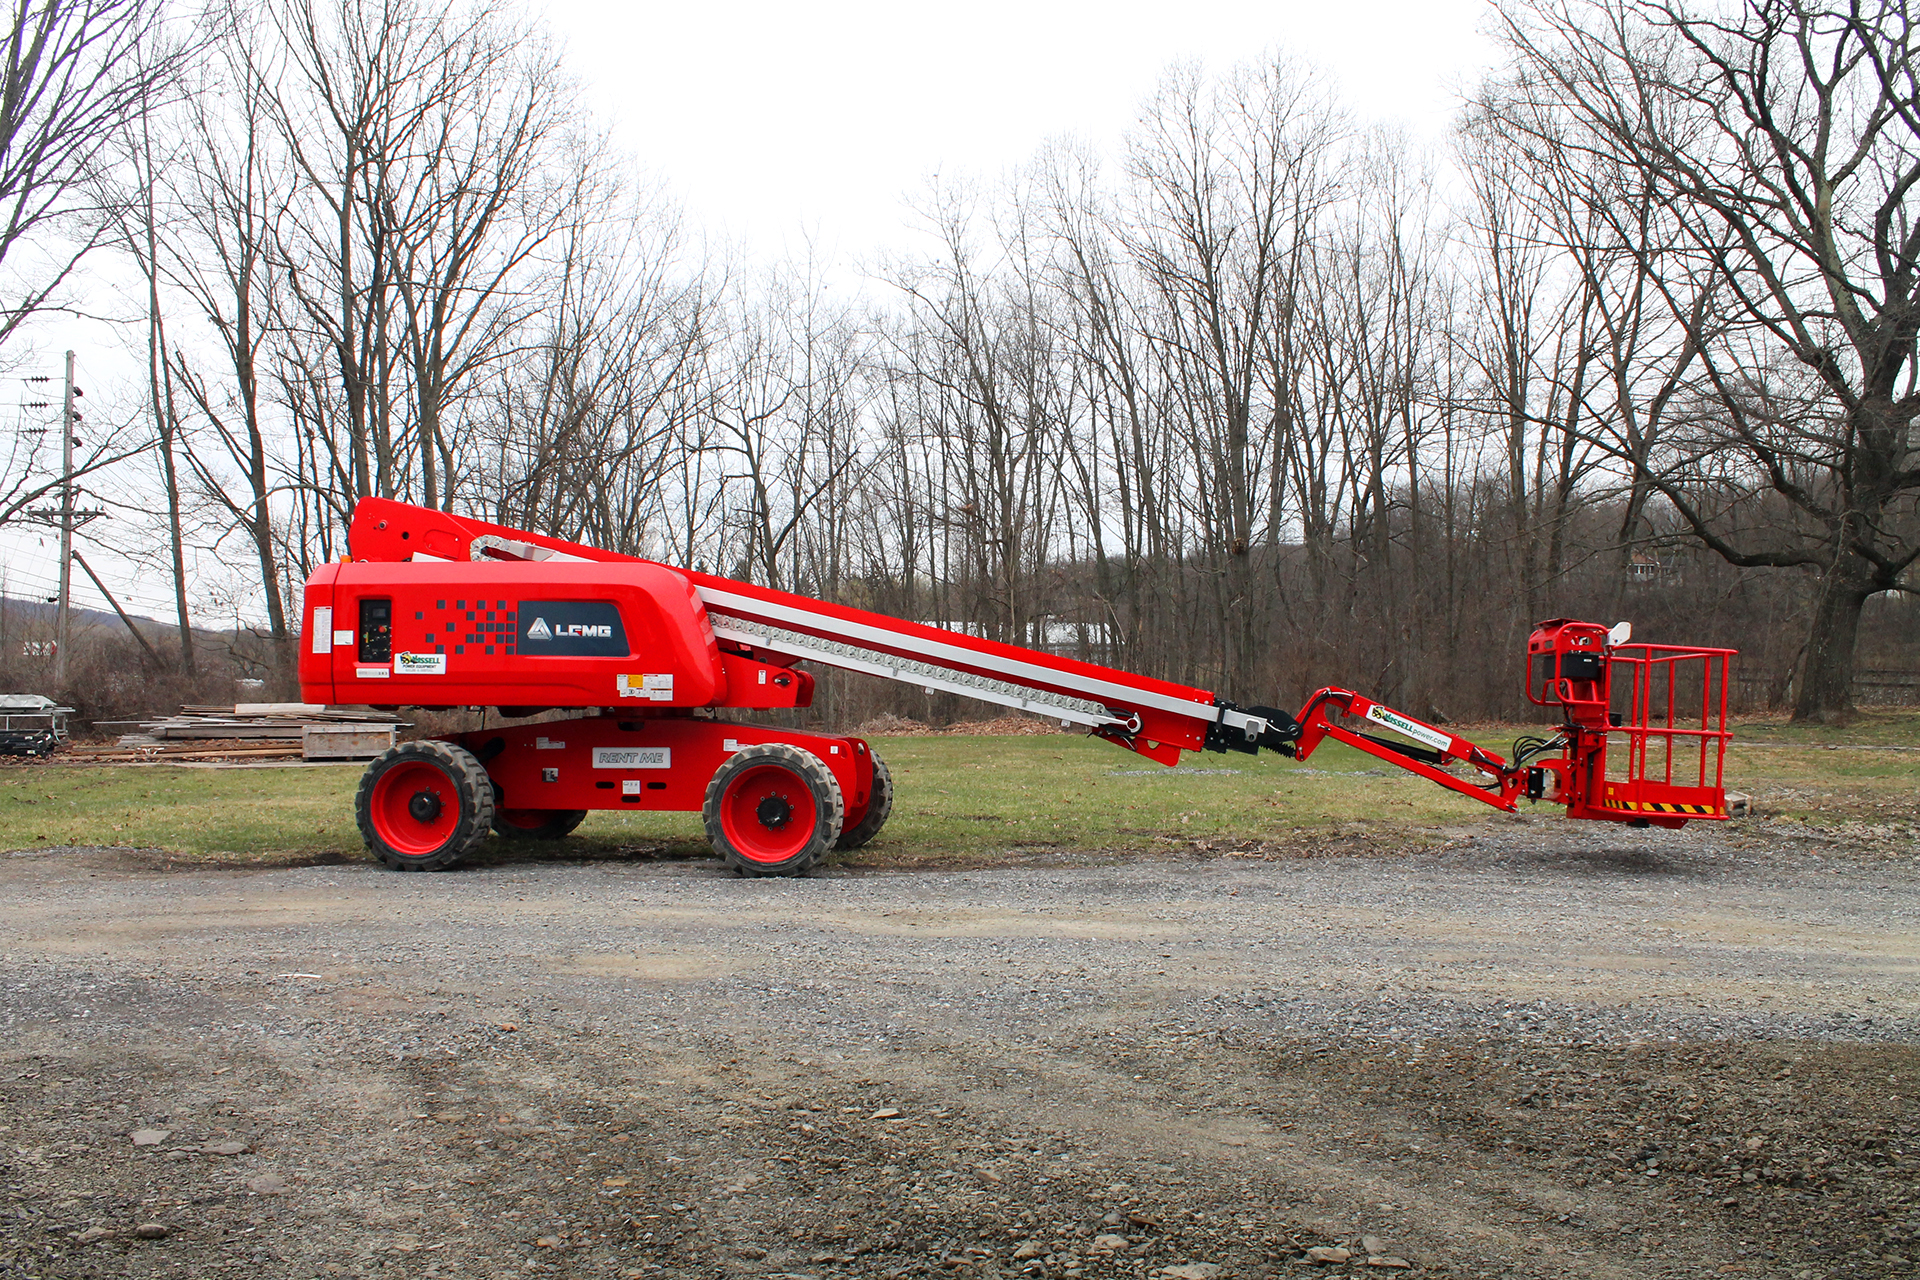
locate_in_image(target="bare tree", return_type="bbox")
[385,26,578,510]
[268,0,571,510]
[1486,91,1722,598]
[476,201,710,554]
[0,0,178,560]
[707,264,870,595]
[0,0,180,351]
[1498,0,1920,720]
[888,182,1076,646]
[158,18,294,665]
[1454,104,1594,625]
[1307,132,1446,700]
[105,102,196,673]
[1124,58,1342,693]
[1037,141,1169,671]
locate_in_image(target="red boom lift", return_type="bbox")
[298,499,1735,875]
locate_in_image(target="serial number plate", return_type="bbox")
[592,747,670,770]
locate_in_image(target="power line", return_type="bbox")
[0,546,190,616]
[3,529,218,598]
[7,357,252,642]
[12,574,188,617]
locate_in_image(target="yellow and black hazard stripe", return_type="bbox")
[1605,800,1721,816]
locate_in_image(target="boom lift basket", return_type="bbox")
[1526,620,1733,827]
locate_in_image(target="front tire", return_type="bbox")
[703,745,844,876]
[835,752,893,850]
[493,808,589,840]
[356,740,495,871]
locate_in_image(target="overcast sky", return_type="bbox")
[3,0,1502,625]
[542,0,1501,263]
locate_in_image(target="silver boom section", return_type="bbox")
[464,523,1282,748]
[704,613,1121,729]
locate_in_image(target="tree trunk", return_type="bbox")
[1792,571,1870,723]
[158,388,196,678]
[138,120,196,678]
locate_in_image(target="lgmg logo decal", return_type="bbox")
[527,617,610,640]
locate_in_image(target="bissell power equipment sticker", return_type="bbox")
[616,673,674,701]
[393,651,447,675]
[1363,703,1452,752]
[592,747,670,769]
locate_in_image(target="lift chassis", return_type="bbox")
[298,500,1735,875]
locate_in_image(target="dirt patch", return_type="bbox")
[1279,1039,1918,1273]
[1,827,1916,1279]
[4,1030,1913,1279]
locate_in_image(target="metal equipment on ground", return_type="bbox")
[0,694,72,757]
[300,499,1735,875]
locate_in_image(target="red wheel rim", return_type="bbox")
[719,762,817,864]
[498,809,553,831]
[369,759,459,855]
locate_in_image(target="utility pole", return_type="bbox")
[23,353,95,691]
[53,350,75,691]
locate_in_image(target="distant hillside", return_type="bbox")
[0,596,252,650]
[0,594,171,633]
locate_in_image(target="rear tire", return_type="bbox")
[703,744,843,876]
[492,808,589,840]
[356,740,494,871]
[834,752,893,850]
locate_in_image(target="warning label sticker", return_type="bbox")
[616,673,674,701]
[592,747,670,770]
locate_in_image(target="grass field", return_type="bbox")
[2,711,1914,866]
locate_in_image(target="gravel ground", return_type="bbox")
[1,815,1916,1280]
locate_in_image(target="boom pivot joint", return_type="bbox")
[1203,701,1302,756]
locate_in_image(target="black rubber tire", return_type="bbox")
[702,744,844,877]
[355,740,495,871]
[834,751,893,850]
[492,808,589,841]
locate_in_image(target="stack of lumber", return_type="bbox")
[74,703,407,763]
[129,703,400,743]
[69,737,309,763]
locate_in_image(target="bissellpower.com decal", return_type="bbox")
[1363,703,1452,752]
